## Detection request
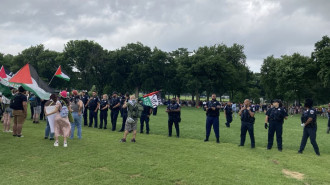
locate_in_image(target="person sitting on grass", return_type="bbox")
[120,95,143,143]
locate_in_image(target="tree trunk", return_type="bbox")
[135,87,139,98]
[195,89,200,108]
[191,93,195,101]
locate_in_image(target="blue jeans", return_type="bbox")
[44,118,54,138]
[71,112,82,139]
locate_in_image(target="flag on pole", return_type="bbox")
[142,91,161,108]
[0,66,14,98]
[54,66,70,81]
[9,64,54,100]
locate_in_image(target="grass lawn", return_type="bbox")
[0,106,329,185]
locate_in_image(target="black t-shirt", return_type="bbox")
[11,93,27,110]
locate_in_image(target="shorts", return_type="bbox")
[34,106,41,114]
[4,104,12,113]
[125,118,137,132]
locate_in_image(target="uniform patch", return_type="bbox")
[310,110,314,114]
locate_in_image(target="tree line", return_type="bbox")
[0,36,329,105]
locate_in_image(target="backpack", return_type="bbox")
[10,94,20,109]
[60,105,69,118]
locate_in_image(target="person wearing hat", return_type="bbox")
[298,98,320,155]
[109,91,120,131]
[264,99,288,151]
[81,90,89,126]
[10,86,28,137]
[86,91,100,128]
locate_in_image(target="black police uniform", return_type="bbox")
[99,99,109,129]
[167,102,180,137]
[110,97,120,131]
[88,96,100,128]
[153,107,158,116]
[266,107,288,150]
[119,99,128,132]
[224,104,233,127]
[81,94,89,126]
[298,108,320,155]
[140,104,152,134]
[205,99,221,142]
[240,107,255,147]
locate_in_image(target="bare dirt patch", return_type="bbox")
[282,169,304,180]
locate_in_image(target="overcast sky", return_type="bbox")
[1,0,329,72]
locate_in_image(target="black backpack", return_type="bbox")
[10,94,21,110]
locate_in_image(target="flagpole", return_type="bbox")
[48,75,55,85]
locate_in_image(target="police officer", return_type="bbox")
[265,99,288,151]
[119,93,129,132]
[87,91,100,128]
[99,94,109,129]
[224,101,233,128]
[81,90,89,126]
[298,98,320,155]
[204,94,221,143]
[140,99,152,134]
[109,91,121,131]
[166,98,181,137]
[239,99,255,148]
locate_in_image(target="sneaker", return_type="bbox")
[216,139,220,143]
[238,144,244,147]
[7,130,13,133]
[204,139,209,142]
[120,138,126,142]
[64,142,68,147]
[44,137,48,139]
[17,135,24,138]
[298,151,303,154]
[54,141,59,147]
[131,138,136,143]
[13,134,17,137]
[49,138,54,140]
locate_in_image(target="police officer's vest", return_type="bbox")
[301,108,317,128]
[268,107,285,123]
[168,103,180,117]
[241,107,255,124]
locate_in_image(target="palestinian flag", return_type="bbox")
[54,66,70,81]
[0,66,14,98]
[9,64,54,100]
[142,91,161,108]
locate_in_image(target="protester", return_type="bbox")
[120,95,142,142]
[140,98,152,134]
[11,86,27,137]
[33,95,41,123]
[47,91,71,147]
[44,94,58,140]
[2,95,12,132]
[238,99,255,148]
[70,90,83,139]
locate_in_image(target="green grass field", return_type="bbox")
[0,106,329,185]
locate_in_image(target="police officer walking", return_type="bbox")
[99,94,109,129]
[265,99,288,151]
[166,98,181,137]
[87,91,100,128]
[298,98,320,155]
[224,101,233,128]
[239,99,256,148]
[109,92,121,131]
[81,90,89,126]
[204,94,221,143]
[140,99,152,134]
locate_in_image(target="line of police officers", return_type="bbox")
[81,90,321,155]
[80,91,154,134]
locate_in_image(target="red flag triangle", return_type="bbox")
[0,66,7,79]
[9,64,33,84]
[55,66,62,76]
